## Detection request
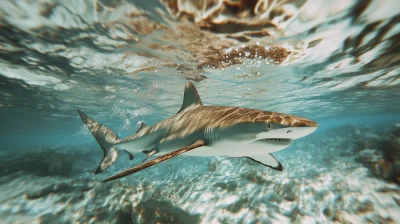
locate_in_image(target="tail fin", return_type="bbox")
[77,109,120,174]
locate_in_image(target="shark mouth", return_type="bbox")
[263,138,291,142]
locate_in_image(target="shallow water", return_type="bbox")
[0,0,399,223]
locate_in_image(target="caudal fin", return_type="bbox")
[77,109,120,174]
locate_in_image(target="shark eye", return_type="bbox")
[266,123,271,130]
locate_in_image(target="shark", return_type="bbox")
[78,81,318,182]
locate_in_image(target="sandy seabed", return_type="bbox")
[1,125,399,224]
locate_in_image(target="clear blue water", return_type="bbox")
[0,0,399,223]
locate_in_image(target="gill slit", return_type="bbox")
[204,127,219,140]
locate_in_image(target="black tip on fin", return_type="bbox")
[246,155,283,171]
[125,150,135,160]
[95,166,103,174]
[77,109,86,122]
[95,147,119,174]
[177,81,203,113]
[136,122,147,133]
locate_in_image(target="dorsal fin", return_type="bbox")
[177,81,203,113]
[136,122,147,133]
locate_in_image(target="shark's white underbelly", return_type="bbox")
[158,139,290,157]
[120,128,292,158]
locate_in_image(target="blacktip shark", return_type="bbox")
[78,81,318,182]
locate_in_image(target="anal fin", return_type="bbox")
[142,149,158,163]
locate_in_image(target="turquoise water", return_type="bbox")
[1,0,399,223]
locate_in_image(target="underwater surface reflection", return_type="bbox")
[0,0,399,223]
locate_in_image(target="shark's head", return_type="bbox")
[256,120,318,141]
[250,121,318,149]
[254,113,318,153]
[217,112,318,154]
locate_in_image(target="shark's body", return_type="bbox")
[78,81,318,178]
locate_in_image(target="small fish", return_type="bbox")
[78,81,318,181]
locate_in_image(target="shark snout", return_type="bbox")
[287,126,318,140]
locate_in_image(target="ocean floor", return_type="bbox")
[1,124,400,224]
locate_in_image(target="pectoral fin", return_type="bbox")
[244,154,283,171]
[102,139,206,182]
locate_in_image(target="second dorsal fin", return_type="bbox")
[136,122,147,133]
[177,81,203,113]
